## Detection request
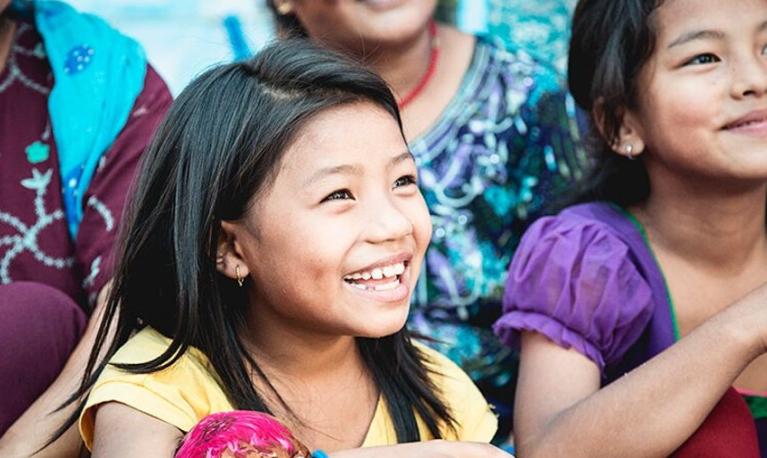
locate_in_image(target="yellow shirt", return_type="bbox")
[80,327,497,450]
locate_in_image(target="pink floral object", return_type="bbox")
[176,411,312,458]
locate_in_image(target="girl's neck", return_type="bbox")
[240,307,379,450]
[241,318,362,383]
[632,173,767,273]
[344,24,435,106]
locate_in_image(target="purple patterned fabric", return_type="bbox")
[0,19,172,308]
[0,17,170,434]
[494,202,676,380]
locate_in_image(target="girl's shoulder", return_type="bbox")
[523,201,644,249]
[495,201,661,371]
[79,327,232,450]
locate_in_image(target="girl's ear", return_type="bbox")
[217,221,251,284]
[273,0,294,15]
[592,99,647,160]
[614,110,647,159]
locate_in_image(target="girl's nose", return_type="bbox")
[364,197,413,244]
[731,54,767,99]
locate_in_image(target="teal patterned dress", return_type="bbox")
[408,35,587,438]
[485,0,576,74]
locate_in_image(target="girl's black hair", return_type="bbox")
[567,0,666,207]
[56,39,456,445]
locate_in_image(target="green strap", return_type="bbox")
[743,395,767,420]
[611,205,682,341]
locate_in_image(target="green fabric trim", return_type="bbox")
[611,205,682,342]
[743,395,767,420]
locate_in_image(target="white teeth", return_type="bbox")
[373,279,400,291]
[344,261,406,281]
[348,278,401,292]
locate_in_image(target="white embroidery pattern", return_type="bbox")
[0,169,75,283]
[86,196,114,232]
[0,23,49,95]
[82,256,101,289]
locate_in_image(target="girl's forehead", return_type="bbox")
[654,0,767,40]
[283,105,401,161]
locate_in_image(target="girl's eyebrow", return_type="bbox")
[302,150,413,187]
[389,150,415,169]
[303,163,363,187]
[668,19,767,49]
[668,29,724,49]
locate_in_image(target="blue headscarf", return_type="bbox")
[12,0,147,238]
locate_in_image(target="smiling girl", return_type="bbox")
[494,0,767,456]
[54,40,507,457]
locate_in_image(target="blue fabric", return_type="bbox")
[28,1,146,238]
[458,0,576,74]
[312,451,329,458]
[223,15,252,61]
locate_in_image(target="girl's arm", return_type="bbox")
[329,441,511,458]
[514,285,767,458]
[91,402,183,457]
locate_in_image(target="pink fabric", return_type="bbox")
[176,411,311,458]
[672,387,760,458]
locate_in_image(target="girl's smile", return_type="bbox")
[722,108,767,136]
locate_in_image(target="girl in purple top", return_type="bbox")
[495,0,767,456]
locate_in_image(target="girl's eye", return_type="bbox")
[684,53,720,66]
[393,175,417,188]
[762,43,767,55]
[321,189,354,203]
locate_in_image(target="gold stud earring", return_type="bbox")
[235,265,245,287]
[275,1,293,15]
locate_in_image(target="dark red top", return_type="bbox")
[0,20,172,308]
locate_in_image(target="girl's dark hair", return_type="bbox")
[57,39,455,444]
[567,0,666,207]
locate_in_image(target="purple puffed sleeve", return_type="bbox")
[493,213,654,372]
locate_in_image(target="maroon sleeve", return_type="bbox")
[75,64,172,304]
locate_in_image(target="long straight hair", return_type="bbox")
[57,39,456,444]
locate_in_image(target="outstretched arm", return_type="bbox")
[514,285,767,458]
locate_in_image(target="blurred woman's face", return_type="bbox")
[277,0,437,52]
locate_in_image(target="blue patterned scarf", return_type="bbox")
[12,0,147,238]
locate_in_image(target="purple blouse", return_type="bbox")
[494,201,766,455]
[494,202,676,381]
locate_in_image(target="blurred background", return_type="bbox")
[67,0,576,95]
